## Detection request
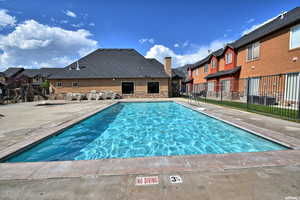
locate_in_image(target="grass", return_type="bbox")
[186,97,299,122]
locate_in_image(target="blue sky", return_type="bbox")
[0,0,298,70]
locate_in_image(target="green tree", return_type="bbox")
[41,80,49,89]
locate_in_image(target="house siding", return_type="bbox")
[49,78,169,98]
[237,26,300,79]
[221,48,237,71]
[209,56,218,74]
[191,65,208,84]
[189,23,300,91]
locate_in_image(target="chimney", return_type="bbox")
[188,67,192,79]
[76,61,80,70]
[164,57,172,77]
[280,11,285,19]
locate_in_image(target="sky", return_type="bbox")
[0,0,299,71]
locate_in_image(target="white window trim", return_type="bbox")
[211,59,217,68]
[72,82,79,87]
[246,42,260,62]
[56,82,62,87]
[225,53,232,64]
[204,64,209,73]
[290,24,300,50]
[207,81,215,92]
[284,73,300,101]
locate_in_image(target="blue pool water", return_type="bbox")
[6,102,287,162]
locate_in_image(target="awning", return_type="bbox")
[205,66,241,79]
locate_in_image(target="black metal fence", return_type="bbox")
[186,72,300,121]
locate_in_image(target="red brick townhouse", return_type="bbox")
[186,7,300,102]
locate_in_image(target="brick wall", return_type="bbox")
[209,56,218,74]
[49,78,169,98]
[192,65,208,84]
[219,48,237,71]
[190,24,300,87]
[237,26,300,78]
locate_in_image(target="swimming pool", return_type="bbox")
[6,102,287,162]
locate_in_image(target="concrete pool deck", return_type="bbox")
[1,98,300,199]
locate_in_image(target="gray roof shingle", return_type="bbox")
[16,68,64,78]
[3,68,24,78]
[39,68,64,77]
[172,68,185,79]
[16,69,41,78]
[205,66,241,79]
[233,7,300,48]
[191,48,225,69]
[49,49,169,79]
[173,64,191,81]
[190,7,300,70]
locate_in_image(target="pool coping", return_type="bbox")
[1,99,300,180]
[176,101,300,150]
[0,101,119,162]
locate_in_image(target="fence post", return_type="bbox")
[220,81,223,102]
[298,75,300,120]
[246,78,250,110]
[205,82,207,102]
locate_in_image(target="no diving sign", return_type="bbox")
[135,175,183,186]
[135,176,159,186]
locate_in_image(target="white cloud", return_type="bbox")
[0,9,16,28]
[173,41,190,48]
[60,20,68,24]
[242,12,286,35]
[71,22,84,28]
[182,40,189,47]
[145,39,230,68]
[65,10,77,18]
[89,22,95,26]
[246,18,255,23]
[0,19,98,70]
[139,38,155,44]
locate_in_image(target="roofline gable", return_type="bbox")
[188,7,300,70]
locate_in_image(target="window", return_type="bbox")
[122,82,134,94]
[249,77,260,96]
[247,42,260,61]
[290,24,300,49]
[285,73,300,101]
[222,80,231,92]
[56,82,62,87]
[211,59,217,68]
[225,53,232,64]
[207,82,214,91]
[204,64,208,73]
[72,82,79,87]
[147,82,159,94]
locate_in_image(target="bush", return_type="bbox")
[41,80,50,89]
